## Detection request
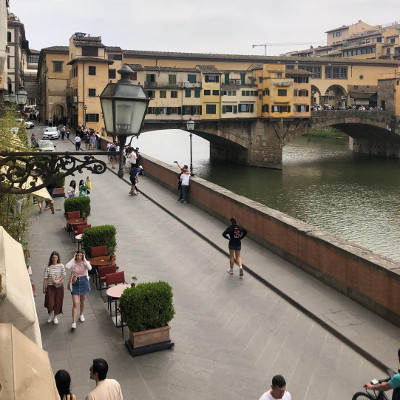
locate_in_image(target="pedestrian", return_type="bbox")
[43,251,66,325]
[129,165,140,195]
[222,217,247,276]
[55,370,77,400]
[86,358,123,400]
[75,135,81,151]
[179,165,191,203]
[66,129,70,139]
[108,142,117,169]
[61,125,66,140]
[86,176,92,191]
[174,161,186,201]
[30,132,36,147]
[66,180,77,198]
[79,179,89,197]
[65,251,92,330]
[259,375,291,400]
[90,133,96,150]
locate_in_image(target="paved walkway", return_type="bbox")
[29,125,399,400]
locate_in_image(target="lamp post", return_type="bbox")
[16,86,27,112]
[100,64,149,178]
[186,119,195,175]
[83,104,87,127]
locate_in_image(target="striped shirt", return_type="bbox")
[44,264,66,285]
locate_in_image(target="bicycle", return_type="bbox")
[352,370,396,400]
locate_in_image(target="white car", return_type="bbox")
[37,139,56,152]
[43,127,60,140]
[25,121,34,129]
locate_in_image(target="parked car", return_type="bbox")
[37,139,56,152]
[25,121,34,129]
[43,127,60,140]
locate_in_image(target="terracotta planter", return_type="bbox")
[125,325,174,357]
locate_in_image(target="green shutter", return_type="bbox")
[181,106,185,115]
[241,73,245,85]
[222,105,226,114]
[233,105,237,114]
[250,104,254,113]
[225,73,229,84]
[195,89,200,98]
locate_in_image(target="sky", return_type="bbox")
[9,0,400,56]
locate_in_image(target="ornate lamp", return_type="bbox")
[16,86,28,108]
[186,119,195,175]
[100,65,149,178]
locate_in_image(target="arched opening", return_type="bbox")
[311,85,322,107]
[322,85,347,109]
[7,78,12,94]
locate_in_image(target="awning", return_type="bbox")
[0,323,60,399]
[0,226,42,346]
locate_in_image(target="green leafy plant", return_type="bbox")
[119,281,175,332]
[64,196,91,217]
[82,225,117,256]
[54,172,65,188]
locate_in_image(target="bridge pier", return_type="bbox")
[350,137,400,157]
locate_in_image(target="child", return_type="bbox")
[86,176,92,191]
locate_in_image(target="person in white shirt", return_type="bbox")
[86,358,123,400]
[259,375,291,400]
[179,165,191,204]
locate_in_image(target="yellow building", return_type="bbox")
[378,67,400,115]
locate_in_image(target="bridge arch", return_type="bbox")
[311,85,322,106]
[322,85,347,108]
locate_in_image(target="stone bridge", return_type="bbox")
[141,111,400,169]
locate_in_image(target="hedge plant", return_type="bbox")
[54,172,65,188]
[119,281,175,332]
[64,196,91,217]
[82,225,117,256]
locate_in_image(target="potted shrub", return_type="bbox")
[53,173,65,197]
[64,197,91,218]
[119,281,175,357]
[81,225,116,257]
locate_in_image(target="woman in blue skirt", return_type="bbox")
[65,251,92,330]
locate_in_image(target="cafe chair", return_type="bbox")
[90,244,108,258]
[65,210,81,233]
[71,221,89,241]
[74,224,91,249]
[97,264,117,294]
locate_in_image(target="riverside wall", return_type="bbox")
[141,154,400,327]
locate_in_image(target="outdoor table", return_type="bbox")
[106,283,130,336]
[89,255,114,266]
[75,234,82,251]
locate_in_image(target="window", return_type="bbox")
[86,114,99,122]
[88,66,96,76]
[212,90,219,96]
[53,61,63,73]
[222,105,233,113]
[241,73,246,85]
[278,89,287,96]
[130,72,137,81]
[293,105,309,112]
[377,37,382,43]
[171,91,178,98]
[7,31,11,42]
[160,90,166,98]
[182,105,202,115]
[293,77,309,83]
[155,107,167,115]
[188,74,196,83]
[277,73,282,78]
[109,69,116,79]
[238,104,254,113]
[204,90,211,95]
[82,47,98,56]
[224,73,230,84]
[298,90,309,97]
[146,74,155,82]
[88,88,96,97]
[286,65,295,70]
[271,105,291,113]
[28,54,39,63]
[7,56,10,69]
[206,104,216,114]
[262,105,269,112]
[298,65,321,79]
[263,89,270,96]
[390,38,395,44]
[259,77,263,83]
[325,66,347,79]
[169,75,176,85]
[146,90,155,99]
[387,48,391,55]
[185,89,191,98]
[166,107,181,115]
[205,75,219,83]
[195,89,201,98]
[108,54,122,60]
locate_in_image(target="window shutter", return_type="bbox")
[241,73,245,85]
[250,104,254,113]
[222,105,226,114]
[233,106,237,114]
[191,106,195,115]
[225,73,229,84]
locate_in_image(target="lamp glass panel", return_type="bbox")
[101,99,114,134]
[17,91,27,105]
[115,100,146,135]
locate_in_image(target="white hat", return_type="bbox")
[139,165,143,169]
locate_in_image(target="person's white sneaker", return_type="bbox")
[239,268,244,277]
[71,322,76,329]
[226,268,233,275]
[53,316,59,325]
[79,314,85,322]
[47,314,53,323]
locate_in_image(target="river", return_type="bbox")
[134,129,400,262]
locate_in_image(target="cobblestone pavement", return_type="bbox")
[28,125,398,400]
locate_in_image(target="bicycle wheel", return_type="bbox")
[352,392,375,400]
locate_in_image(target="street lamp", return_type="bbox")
[16,86,27,111]
[100,64,149,178]
[186,118,195,175]
[83,104,87,127]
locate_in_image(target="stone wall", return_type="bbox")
[141,154,400,327]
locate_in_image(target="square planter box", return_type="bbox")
[125,325,174,357]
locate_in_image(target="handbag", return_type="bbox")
[51,266,63,288]
[68,272,77,292]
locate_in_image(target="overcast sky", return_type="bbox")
[10,0,400,56]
